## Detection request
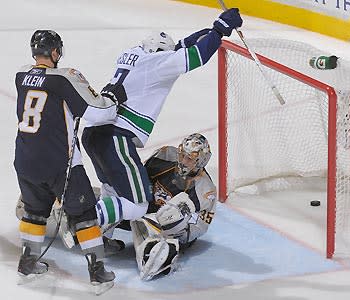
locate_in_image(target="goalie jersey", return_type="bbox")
[15,65,116,181]
[144,146,217,244]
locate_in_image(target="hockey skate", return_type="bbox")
[103,236,125,256]
[85,252,115,295]
[17,246,48,284]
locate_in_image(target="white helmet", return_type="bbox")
[177,133,212,177]
[142,31,175,54]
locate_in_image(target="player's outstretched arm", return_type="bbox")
[174,28,211,50]
[194,8,243,66]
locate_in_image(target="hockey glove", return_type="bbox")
[101,83,127,106]
[213,8,243,37]
[156,192,195,237]
[175,28,211,50]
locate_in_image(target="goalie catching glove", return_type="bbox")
[155,192,196,238]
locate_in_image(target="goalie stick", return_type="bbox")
[217,0,285,105]
[36,117,81,261]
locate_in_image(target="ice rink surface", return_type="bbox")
[1,0,350,299]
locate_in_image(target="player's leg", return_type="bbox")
[17,174,55,276]
[81,125,110,185]
[130,217,179,280]
[51,165,115,293]
[82,125,152,226]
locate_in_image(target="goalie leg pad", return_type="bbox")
[138,237,179,281]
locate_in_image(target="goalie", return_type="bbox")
[131,133,216,280]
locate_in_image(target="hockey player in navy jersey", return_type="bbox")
[14,30,124,294]
[81,8,242,235]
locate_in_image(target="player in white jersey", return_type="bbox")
[81,9,242,233]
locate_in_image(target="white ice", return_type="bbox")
[1,0,350,299]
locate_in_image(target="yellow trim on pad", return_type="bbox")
[76,226,102,243]
[19,221,46,236]
[174,0,350,41]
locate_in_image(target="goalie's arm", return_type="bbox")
[176,174,217,244]
[184,208,216,244]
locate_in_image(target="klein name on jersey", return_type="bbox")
[22,75,46,87]
[117,52,139,66]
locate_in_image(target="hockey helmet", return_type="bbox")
[141,31,175,54]
[30,30,64,60]
[177,133,212,176]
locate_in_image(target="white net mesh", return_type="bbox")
[222,38,350,257]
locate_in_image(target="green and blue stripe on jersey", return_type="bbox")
[185,29,222,72]
[117,105,155,137]
[113,135,147,203]
[186,45,203,71]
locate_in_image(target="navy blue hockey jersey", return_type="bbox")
[14,65,116,180]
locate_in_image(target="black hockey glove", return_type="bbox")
[101,83,127,106]
[213,8,243,37]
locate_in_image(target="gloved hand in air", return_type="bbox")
[213,8,243,37]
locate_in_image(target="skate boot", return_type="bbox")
[85,252,115,295]
[17,246,48,283]
[103,236,125,256]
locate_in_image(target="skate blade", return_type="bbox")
[17,271,47,285]
[91,280,114,295]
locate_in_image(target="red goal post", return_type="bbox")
[217,39,350,259]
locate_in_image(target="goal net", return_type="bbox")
[218,38,350,258]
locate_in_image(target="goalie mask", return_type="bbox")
[177,133,211,177]
[141,31,175,54]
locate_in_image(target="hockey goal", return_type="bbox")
[218,38,350,258]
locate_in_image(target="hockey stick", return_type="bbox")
[37,117,81,260]
[217,0,285,105]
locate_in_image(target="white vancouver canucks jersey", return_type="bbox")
[108,45,204,147]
